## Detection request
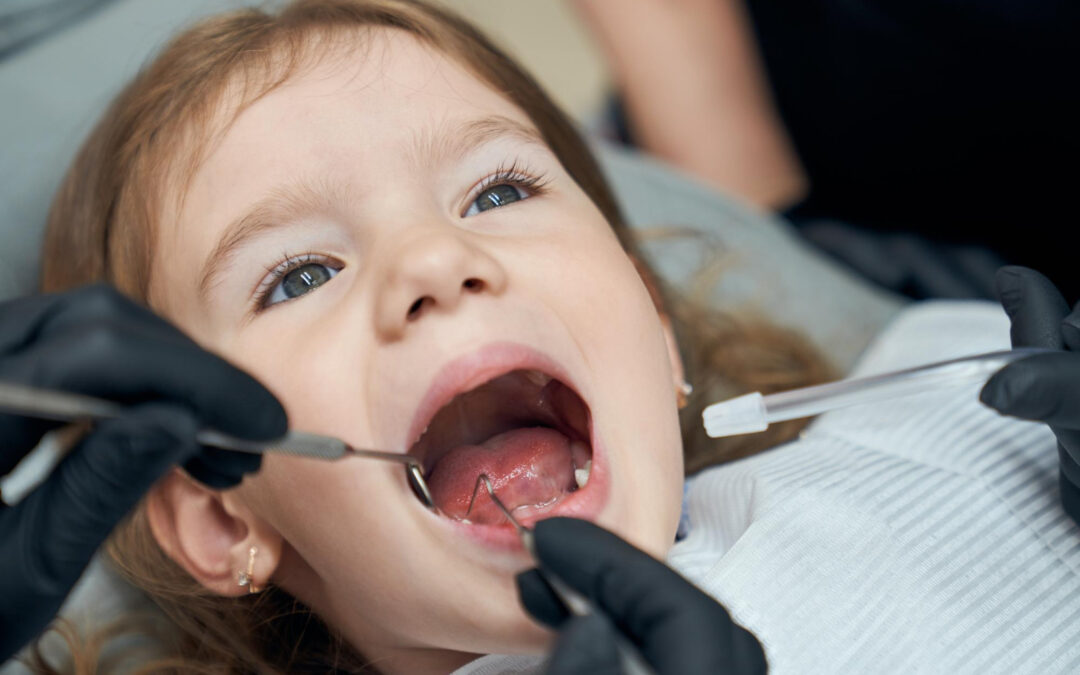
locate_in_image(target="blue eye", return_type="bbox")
[462,164,550,217]
[464,183,528,216]
[257,257,341,309]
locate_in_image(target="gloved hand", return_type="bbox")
[979,266,1080,524]
[0,284,287,661]
[517,517,766,675]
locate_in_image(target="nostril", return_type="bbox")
[406,281,482,324]
[407,297,427,320]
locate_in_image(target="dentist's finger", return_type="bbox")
[182,446,262,490]
[0,318,286,442]
[995,267,1070,349]
[545,614,622,675]
[980,352,1080,429]
[517,568,572,628]
[532,518,766,675]
[1062,303,1080,352]
[0,284,183,354]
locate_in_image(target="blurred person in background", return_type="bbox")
[574,0,1080,301]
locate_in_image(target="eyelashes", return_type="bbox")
[252,251,341,311]
[462,160,551,216]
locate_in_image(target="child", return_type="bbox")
[34,1,820,671]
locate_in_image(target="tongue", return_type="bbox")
[427,427,576,524]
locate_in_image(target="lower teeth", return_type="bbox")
[574,460,592,490]
[511,495,562,518]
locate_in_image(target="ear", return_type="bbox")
[658,313,687,391]
[146,468,283,596]
[629,255,686,392]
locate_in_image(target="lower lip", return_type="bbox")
[434,421,610,552]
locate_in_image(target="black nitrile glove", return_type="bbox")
[517,517,766,675]
[0,284,287,661]
[979,266,1080,524]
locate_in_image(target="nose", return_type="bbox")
[373,230,508,340]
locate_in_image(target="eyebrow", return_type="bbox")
[410,114,545,169]
[196,115,546,302]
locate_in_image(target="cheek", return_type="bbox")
[533,225,685,552]
[214,310,381,444]
[597,282,684,552]
[539,217,670,390]
[253,458,403,565]
[245,458,428,619]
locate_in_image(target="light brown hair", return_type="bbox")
[35,0,830,671]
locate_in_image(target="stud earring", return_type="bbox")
[237,546,261,594]
[676,381,694,409]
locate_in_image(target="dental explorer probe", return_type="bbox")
[703,347,1050,438]
[470,475,655,675]
[0,379,436,508]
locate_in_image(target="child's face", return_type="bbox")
[148,29,684,669]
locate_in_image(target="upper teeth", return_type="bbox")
[525,370,553,388]
[574,460,592,489]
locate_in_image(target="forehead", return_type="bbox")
[198,28,532,183]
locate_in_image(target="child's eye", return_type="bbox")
[255,255,342,310]
[464,183,528,216]
[462,162,550,218]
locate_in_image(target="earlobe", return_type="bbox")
[146,469,282,596]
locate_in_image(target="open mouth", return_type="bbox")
[408,369,593,526]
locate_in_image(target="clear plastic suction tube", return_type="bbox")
[703,348,1049,439]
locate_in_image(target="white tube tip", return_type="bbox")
[702,392,768,438]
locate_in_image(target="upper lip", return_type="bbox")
[404,341,583,459]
